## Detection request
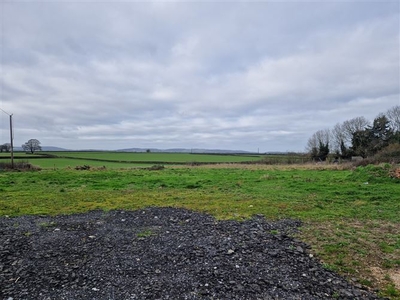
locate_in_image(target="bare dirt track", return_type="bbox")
[0,208,386,299]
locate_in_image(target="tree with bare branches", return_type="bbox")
[306,129,331,161]
[22,139,42,154]
[386,105,400,132]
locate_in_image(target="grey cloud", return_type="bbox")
[1,1,398,151]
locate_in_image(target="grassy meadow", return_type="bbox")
[1,151,265,169]
[0,158,399,298]
[40,151,264,163]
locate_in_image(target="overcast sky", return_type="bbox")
[0,0,399,152]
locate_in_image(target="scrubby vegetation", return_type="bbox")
[0,161,39,170]
[306,105,400,165]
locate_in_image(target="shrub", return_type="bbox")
[0,161,40,171]
[146,165,165,170]
[374,143,400,163]
[75,165,91,170]
[351,143,400,166]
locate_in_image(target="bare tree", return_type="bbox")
[306,129,330,150]
[330,122,346,155]
[22,139,42,154]
[306,134,318,153]
[342,116,370,145]
[386,105,400,132]
[0,143,11,152]
[306,129,331,161]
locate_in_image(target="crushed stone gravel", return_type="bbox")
[0,207,386,300]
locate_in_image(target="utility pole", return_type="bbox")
[1,108,14,169]
[9,114,14,169]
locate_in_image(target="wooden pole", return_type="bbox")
[10,114,14,169]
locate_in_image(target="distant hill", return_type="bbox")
[42,146,71,151]
[13,146,70,152]
[12,146,262,154]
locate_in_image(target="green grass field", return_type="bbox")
[0,152,37,158]
[41,151,263,162]
[1,151,307,169]
[22,158,151,169]
[5,151,264,169]
[0,163,399,298]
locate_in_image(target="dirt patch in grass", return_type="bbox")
[299,219,400,299]
[371,267,400,289]
[391,270,400,290]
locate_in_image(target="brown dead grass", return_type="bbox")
[391,168,400,179]
[299,220,400,298]
[178,162,354,171]
[391,270,400,289]
[371,267,400,290]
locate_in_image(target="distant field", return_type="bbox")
[18,158,150,169]
[42,151,263,162]
[0,152,36,158]
[1,151,309,169]
[13,151,264,169]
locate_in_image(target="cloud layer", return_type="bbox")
[1,1,399,151]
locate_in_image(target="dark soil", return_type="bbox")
[0,207,385,299]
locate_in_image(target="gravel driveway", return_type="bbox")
[0,207,385,299]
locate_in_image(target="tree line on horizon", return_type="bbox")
[2,106,400,160]
[306,105,400,162]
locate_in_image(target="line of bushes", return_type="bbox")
[0,161,40,171]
